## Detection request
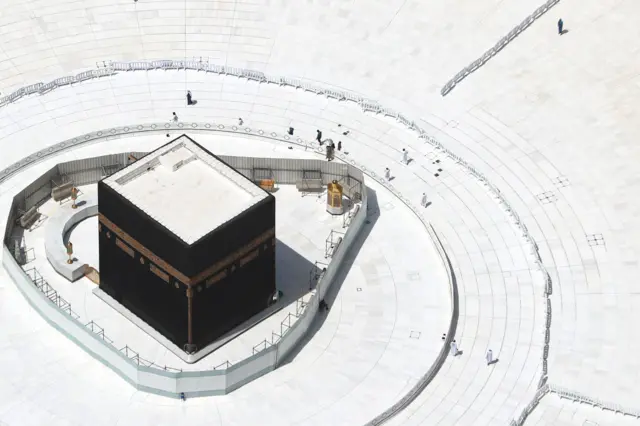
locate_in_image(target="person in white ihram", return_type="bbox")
[450,340,458,356]
[172,112,178,122]
[486,349,493,365]
[421,192,428,207]
[384,167,391,181]
[402,148,408,164]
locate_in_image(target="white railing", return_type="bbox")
[548,384,640,418]
[1,126,369,398]
[0,60,554,421]
[509,384,550,426]
[0,67,115,107]
[441,0,562,96]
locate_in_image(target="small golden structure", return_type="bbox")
[66,241,74,264]
[326,180,344,215]
[258,179,275,192]
[71,187,78,209]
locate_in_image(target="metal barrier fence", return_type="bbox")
[1,143,366,392]
[440,0,561,96]
[0,60,551,421]
[509,384,550,426]
[547,384,640,418]
[0,68,115,107]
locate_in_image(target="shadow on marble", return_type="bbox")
[280,186,380,365]
[276,238,319,306]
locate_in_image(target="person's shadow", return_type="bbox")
[560,29,569,35]
[488,358,499,365]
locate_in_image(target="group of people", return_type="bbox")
[173,103,434,211]
[315,129,346,161]
[448,338,496,366]
[172,110,434,210]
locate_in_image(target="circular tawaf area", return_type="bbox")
[0,126,452,425]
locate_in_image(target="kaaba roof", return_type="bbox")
[102,135,269,244]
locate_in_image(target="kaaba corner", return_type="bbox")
[97,135,276,354]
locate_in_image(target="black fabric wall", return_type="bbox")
[188,195,275,277]
[98,181,190,274]
[97,136,277,351]
[97,181,275,279]
[191,245,276,349]
[98,228,189,347]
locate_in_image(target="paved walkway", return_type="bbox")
[0,70,541,425]
[1,0,640,423]
[526,393,640,426]
[0,105,450,425]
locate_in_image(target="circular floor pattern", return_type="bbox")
[2,1,640,418]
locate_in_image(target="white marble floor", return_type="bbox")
[0,133,450,425]
[21,178,354,370]
[1,0,640,423]
[525,393,640,426]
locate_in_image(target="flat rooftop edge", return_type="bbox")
[102,135,269,244]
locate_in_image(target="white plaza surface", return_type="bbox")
[0,133,451,425]
[104,136,268,244]
[1,0,640,424]
[525,392,640,426]
[15,145,368,369]
[21,185,332,369]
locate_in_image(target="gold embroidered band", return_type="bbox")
[150,264,170,283]
[99,213,275,287]
[115,238,134,258]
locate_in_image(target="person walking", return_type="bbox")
[421,193,428,207]
[316,129,323,145]
[172,112,178,122]
[338,140,342,151]
[486,349,493,365]
[384,167,391,181]
[238,117,244,126]
[450,340,458,356]
[402,148,409,165]
[557,19,564,35]
[186,90,193,105]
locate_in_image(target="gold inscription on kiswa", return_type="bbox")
[239,249,260,267]
[99,213,274,286]
[150,264,170,283]
[190,229,275,284]
[115,238,134,258]
[205,270,227,288]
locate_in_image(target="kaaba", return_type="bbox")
[97,135,276,353]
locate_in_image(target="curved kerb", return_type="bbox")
[364,224,458,426]
[1,135,369,397]
[0,61,549,425]
[0,124,449,404]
